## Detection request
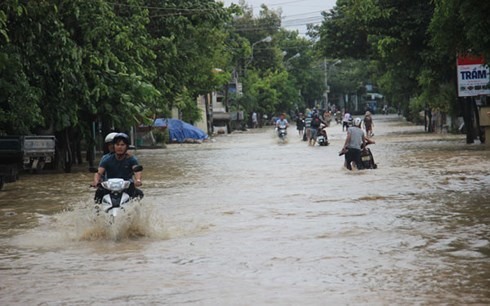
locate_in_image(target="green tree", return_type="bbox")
[145,0,234,121]
[316,0,435,117]
[277,30,325,111]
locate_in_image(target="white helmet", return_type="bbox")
[354,117,362,127]
[104,132,118,143]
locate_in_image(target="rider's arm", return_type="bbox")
[133,166,142,187]
[93,167,105,186]
[343,131,351,150]
[129,156,142,187]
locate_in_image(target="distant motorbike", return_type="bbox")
[316,124,329,146]
[90,165,144,224]
[276,125,288,143]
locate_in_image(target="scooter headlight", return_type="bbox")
[101,179,130,191]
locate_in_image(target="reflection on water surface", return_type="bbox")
[0,115,489,305]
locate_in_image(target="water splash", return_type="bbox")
[3,198,173,248]
[74,199,173,242]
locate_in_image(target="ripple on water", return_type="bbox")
[1,116,490,304]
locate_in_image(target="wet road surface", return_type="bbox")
[0,115,489,305]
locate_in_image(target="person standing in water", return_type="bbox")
[363,111,374,137]
[296,113,305,138]
[341,117,366,170]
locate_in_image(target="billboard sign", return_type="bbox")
[457,55,490,97]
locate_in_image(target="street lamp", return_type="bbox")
[324,59,341,109]
[245,36,272,70]
[285,53,300,65]
[252,35,272,48]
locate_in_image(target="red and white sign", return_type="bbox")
[457,55,490,97]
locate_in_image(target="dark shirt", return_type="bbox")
[364,116,373,127]
[100,154,139,180]
[296,118,305,129]
[310,116,324,128]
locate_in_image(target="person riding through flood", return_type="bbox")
[101,132,118,160]
[309,112,327,146]
[93,133,143,203]
[275,113,289,132]
[341,117,366,170]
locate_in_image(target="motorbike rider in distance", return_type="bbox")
[275,113,289,135]
[93,133,143,203]
[275,113,289,128]
[341,117,366,170]
[309,113,327,146]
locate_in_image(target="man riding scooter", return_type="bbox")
[309,113,327,146]
[316,122,329,146]
[93,133,144,203]
[275,113,289,140]
[341,117,366,170]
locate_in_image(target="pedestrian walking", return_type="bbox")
[342,110,351,132]
[296,113,305,138]
[363,111,374,137]
[304,112,312,142]
[252,112,258,128]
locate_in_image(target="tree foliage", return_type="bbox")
[4,0,487,157]
[0,1,234,152]
[315,0,489,125]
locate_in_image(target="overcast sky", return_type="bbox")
[221,0,337,35]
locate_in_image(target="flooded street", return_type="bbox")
[1,115,489,305]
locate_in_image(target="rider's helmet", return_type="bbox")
[112,133,130,146]
[354,117,362,127]
[104,132,118,143]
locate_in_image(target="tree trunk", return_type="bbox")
[472,97,483,143]
[460,97,475,144]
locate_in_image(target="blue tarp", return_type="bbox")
[153,118,208,143]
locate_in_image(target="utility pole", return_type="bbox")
[324,58,328,109]
[323,59,341,110]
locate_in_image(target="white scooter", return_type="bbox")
[276,125,288,143]
[91,165,144,224]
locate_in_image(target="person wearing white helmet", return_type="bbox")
[103,132,118,156]
[341,117,366,170]
[104,132,118,143]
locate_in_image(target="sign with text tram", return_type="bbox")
[457,55,490,97]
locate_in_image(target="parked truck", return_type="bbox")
[0,136,56,190]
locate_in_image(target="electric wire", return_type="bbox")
[106,1,325,32]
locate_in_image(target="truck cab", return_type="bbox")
[0,135,56,189]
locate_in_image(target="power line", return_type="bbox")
[106,1,324,31]
[108,1,221,12]
[282,11,326,18]
[258,0,309,6]
[282,16,323,25]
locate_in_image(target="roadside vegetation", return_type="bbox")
[1,0,488,169]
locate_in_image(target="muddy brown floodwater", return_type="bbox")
[0,115,489,305]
